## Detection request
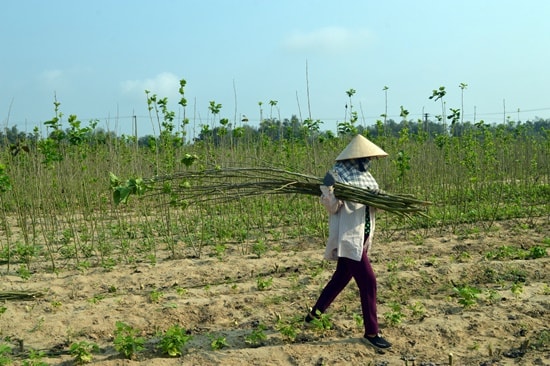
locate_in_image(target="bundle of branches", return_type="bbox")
[111,167,431,219]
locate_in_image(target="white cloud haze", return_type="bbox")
[120,72,181,100]
[282,26,374,54]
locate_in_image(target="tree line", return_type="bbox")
[1,115,549,150]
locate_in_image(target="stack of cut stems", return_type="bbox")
[137,167,431,218]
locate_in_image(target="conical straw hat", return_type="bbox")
[335,134,388,160]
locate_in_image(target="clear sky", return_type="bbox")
[2,0,549,138]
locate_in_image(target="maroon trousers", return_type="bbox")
[311,249,379,336]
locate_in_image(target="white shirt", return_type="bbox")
[320,192,377,261]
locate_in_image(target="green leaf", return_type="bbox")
[109,172,120,188]
[113,187,132,205]
[181,153,198,167]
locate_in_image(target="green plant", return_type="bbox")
[251,239,268,258]
[276,319,298,342]
[387,260,398,272]
[408,301,426,318]
[338,89,359,135]
[256,277,273,291]
[529,245,547,259]
[0,343,12,365]
[402,256,416,269]
[22,349,48,366]
[429,86,447,131]
[511,282,523,298]
[157,325,192,357]
[113,321,145,359]
[69,341,99,364]
[484,289,502,304]
[209,335,228,350]
[532,329,550,350]
[88,294,105,304]
[16,265,31,280]
[453,251,471,263]
[213,243,226,260]
[352,313,364,329]
[149,289,164,303]
[244,324,267,347]
[308,310,333,331]
[453,285,481,308]
[0,163,12,193]
[485,245,522,260]
[384,302,405,326]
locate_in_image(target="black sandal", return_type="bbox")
[304,312,318,323]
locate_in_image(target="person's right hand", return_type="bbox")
[320,185,341,214]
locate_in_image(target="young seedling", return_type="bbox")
[532,329,550,350]
[276,319,299,342]
[113,321,145,359]
[251,239,268,258]
[157,325,192,357]
[0,343,12,365]
[408,301,426,319]
[69,341,99,364]
[214,243,226,260]
[17,265,31,280]
[244,324,267,347]
[22,349,48,366]
[309,310,333,332]
[256,277,273,291]
[453,285,481,308]
[384,302,405,326]
[149,289,164,303]
[208,335,228,350]
[511,282,523,298]
[352,313,364,329]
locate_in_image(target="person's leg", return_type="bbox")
[309,258,353,318]
[340,251,391,348]
[340,251,378,336]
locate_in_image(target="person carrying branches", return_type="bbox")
[306,134,392,349]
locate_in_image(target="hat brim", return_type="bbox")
[335,134,388,160]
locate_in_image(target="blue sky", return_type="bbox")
[2,0,549,138]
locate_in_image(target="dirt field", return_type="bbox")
[1,218,549,365]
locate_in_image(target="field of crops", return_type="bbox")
[0,111,549,364]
